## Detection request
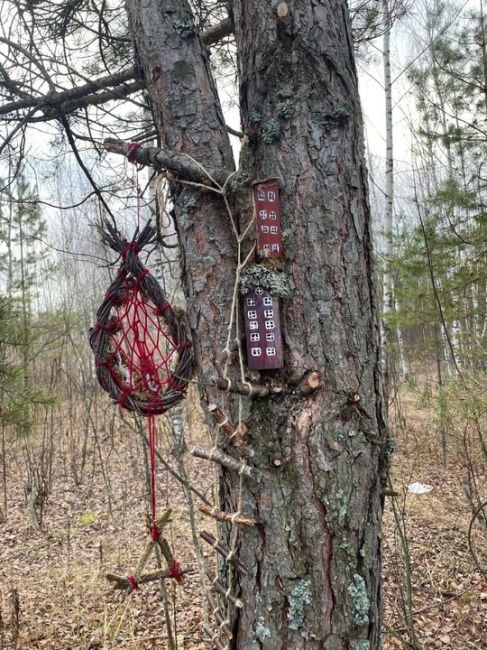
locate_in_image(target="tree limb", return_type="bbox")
[59,112,117,226]
[103,138,231,186]
[0,66,138,117]
[0,17,233,121]
[203,16,234,46]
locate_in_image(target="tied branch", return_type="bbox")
[203,625,225,650]
[106,566,194,590]
[207,592,233,640]
[206,571,243,608]
[210,376,283,398]
[200,530,248,575]
[103,138,230,186]
[198,502,257,527]
[208,403,249,456]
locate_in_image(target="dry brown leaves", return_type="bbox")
[383,387,487,649]
[0,387,486,649]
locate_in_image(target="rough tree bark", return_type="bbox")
[124,1,389,648]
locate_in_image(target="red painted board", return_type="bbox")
[253,180,283,259]
[243,287,284,370]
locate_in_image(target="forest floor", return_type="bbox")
[0,387,486,649]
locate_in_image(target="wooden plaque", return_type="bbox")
[242,287,284,370]
[253,180,283,259]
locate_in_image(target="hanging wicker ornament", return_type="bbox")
[90,221,193,416]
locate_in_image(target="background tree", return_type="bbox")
[394,0,487,374]
[0,173,55,433]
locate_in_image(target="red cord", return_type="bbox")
[170,559,184,583]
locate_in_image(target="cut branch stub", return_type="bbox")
[296,370,322,396]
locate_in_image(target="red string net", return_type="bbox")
[90,222,193,416]
[110,275,178,404]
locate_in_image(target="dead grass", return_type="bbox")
[383,385,487,649]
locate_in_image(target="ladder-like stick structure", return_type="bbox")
[200,530,248,575]
[206,571,243,608]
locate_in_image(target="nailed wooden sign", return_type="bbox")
[253,179,283,259]
[243,287,284,370]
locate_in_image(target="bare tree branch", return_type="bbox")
[0,16,233,122]
[59,112,117,226]
[0,66,138,116]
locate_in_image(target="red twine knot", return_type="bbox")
[150,524,160,542]
[127,141,141,163]
[170,559,184,583]
[120,242,141,257]
[127,575,139,591]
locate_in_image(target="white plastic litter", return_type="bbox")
[408,482,433,494]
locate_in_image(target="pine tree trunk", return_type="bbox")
[126,0,389,647]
